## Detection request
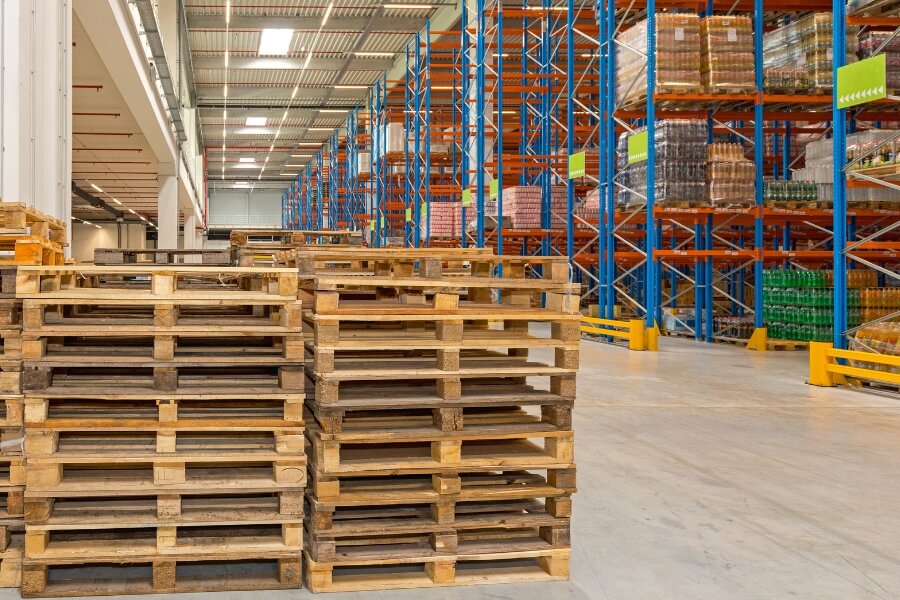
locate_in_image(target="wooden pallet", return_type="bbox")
[308,397,572,435]
[22,364,305,394]
[304,547,568,592]
[766,339,809,351]
[230,230,359,247]
[25,456,306,496]
[15,265,300,303]
[20,335,304,365]
[24,392,304,428]
[21,554,301,597]
[94,248,231,266]
[0,204,66,246]
[305,519,569,562]
[25,492,303,525]
[0,538,21,588]
[0,236,64,267]
[306,413,573,475]
[307,468,576,508]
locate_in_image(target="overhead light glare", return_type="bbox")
[258,29,294,56]
[354,51,394,57]
[239,157,255,163]
[245,116,266,126]
[383,4,433,9]
[90,184,103,193]
[321,2,334,26]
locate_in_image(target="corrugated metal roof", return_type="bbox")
[187,0,450,187]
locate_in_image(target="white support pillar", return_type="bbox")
[0,0,72,223]
[157,162,178,249]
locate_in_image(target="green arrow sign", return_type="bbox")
[462,189,472,207]
[837,54,887,109]
[489,179,499,200]
[568,151,586,179]
[628,131,648,164]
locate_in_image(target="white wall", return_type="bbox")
[208,190,282,228]
[71,223,147,262]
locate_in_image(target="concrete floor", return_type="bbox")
[5,337,899,599]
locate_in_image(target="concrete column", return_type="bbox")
[157,162,178,249]
[0,0,72,223]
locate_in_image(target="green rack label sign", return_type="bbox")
[568,151,586,179]
[837,54,887,109]
[489,179,498,200]
[462,189,472,207]
[628,131,649,164]
[405,207,412,222]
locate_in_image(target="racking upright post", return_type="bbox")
[752,0,766,341]
[645,1,658,331]
[833,0,849,349]
[475,0,487,248]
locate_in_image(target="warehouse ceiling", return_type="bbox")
[186,0,449,192]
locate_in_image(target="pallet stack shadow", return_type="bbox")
[296,249,578,592]
[15,265,306,596]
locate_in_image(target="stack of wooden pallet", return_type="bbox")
[0,267,24,589]
[93,248,231,266]
[231,230,362,267]
[15,265,306,596]
[0,204,66,267]
[299,249,578,592]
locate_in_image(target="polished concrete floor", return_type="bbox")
[5,336,899,599]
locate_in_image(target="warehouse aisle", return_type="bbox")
[5,337,897,600]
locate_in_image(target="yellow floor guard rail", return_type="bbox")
[809,341,900,387]
[580,316,657,351]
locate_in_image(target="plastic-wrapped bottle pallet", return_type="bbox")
[708,143,755,207]
[655,120,708,206]
[860,31,900,90]
[615,13,701,106]
[701,15,755,93]
[763,13,858,92]
[795,130,900,204]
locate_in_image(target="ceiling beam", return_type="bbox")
[186,15,426,31]
[191,56,394,71]
[197,87,368,101]
[71,183,125,218]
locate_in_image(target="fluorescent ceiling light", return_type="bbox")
[245,116,266,126]
[285,164,305,167]
[334,85,367,89]
[94,224,102,229]
[290,154,313,158]
[280,173,298,176]
[355,51,394,57]
[234,163,259,169]
[296,142,323,146]
[90,184,103,193]
[383,4,433,9]
[127,209,137,215]
[258,29,294,56]
[321,3,334,26]
[238,127,268,135]
[112,198,122,205]
[239,157,256,163]
[82,219,93,226]
[307,128,333,131]
[319,109,348,113]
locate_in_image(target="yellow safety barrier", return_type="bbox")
[580,316,656,351]
[808,341,900,387]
